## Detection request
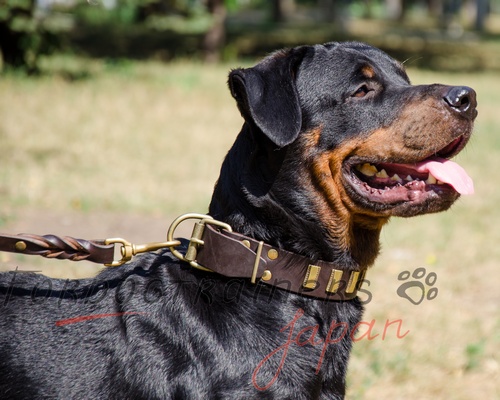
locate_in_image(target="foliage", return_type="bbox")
[0,0,73,72]
[72,0,149,26]
[1,0,498,71]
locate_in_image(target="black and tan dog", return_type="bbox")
[0,42,476,399]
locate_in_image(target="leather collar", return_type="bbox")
[0,215,365,301]
[192,224,366,301]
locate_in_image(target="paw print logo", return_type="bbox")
[396,267,438,305]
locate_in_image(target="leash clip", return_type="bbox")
[104,238,182,267]
[103,213,231,268]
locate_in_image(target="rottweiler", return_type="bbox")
[0,42,476,399]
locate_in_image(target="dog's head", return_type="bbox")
[228,42,476,224]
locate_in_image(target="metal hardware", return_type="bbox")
[104,214,233,270]
[15,241,27,251]
[346,271,360,293]
[356,270,367,291]
[104,238,182,267]
[326,269,344,294]
[166,213,232,272]
[0,211,364,301]
[261,270,272,281]
[184,221,205,262]
[250,241,264,284]
[303,264,321,289]
[267,249,279,260]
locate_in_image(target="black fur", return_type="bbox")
[0,42,476,399]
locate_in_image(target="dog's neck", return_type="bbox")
[209,126,383,270]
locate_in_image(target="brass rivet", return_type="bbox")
[267,249,278,260]
[15,241,27,251]
[261,270,272,281]
[241,240,251,248]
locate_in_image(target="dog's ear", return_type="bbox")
[228,48,306,148]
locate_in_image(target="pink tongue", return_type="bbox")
[414,157,474,195]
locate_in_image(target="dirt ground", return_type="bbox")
[0,208,194,279]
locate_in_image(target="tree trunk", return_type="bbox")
[271,0,295,23]
[385,0,402,20]
[318,0,338,22]
[475,0,489,32]
[203,0,227,63]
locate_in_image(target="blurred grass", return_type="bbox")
[0,56,243,219]
[0,56,498,399]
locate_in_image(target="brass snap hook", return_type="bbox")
[104,237,182,267]
[104,213,232,269]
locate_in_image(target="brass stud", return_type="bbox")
[241,240,251,248]
[15,241,27,251]
[267,249,278,260]
[261,270,272,281]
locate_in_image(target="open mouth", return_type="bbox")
[344,137,474,205]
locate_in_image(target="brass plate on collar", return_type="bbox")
[346,271,360,294]
[326,269,343,294]
[303,264,321,290]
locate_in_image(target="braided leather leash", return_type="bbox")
[0,234,114,264]
[0,213,365,301]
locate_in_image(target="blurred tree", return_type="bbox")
[427,0,443,17]
[442,0,461,26]
[475,0,489,31]
[137,0,173,22]
[318,0,340,22]
[384,0,402,19]
[1,0,495,70]
[203,0,227,62]
[271,0,296,22]
[0,0,68,72]
[362,0,375,18]
[0,0,38,71]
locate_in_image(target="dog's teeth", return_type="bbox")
[375,169,388,178]
[405,175,413,182]
[390,174,403,182]
[426,174,437,185]
[358,163,378,177]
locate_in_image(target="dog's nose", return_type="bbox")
[443,86,477,120]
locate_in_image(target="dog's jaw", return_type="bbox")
[209,125,383,270]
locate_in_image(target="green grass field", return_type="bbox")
[0,57,498,399]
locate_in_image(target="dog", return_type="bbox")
[0,42,476,399]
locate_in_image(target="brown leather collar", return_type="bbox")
[193,224,365,301]
[0,216,365,301]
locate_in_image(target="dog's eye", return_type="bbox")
[352,85,371,98]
